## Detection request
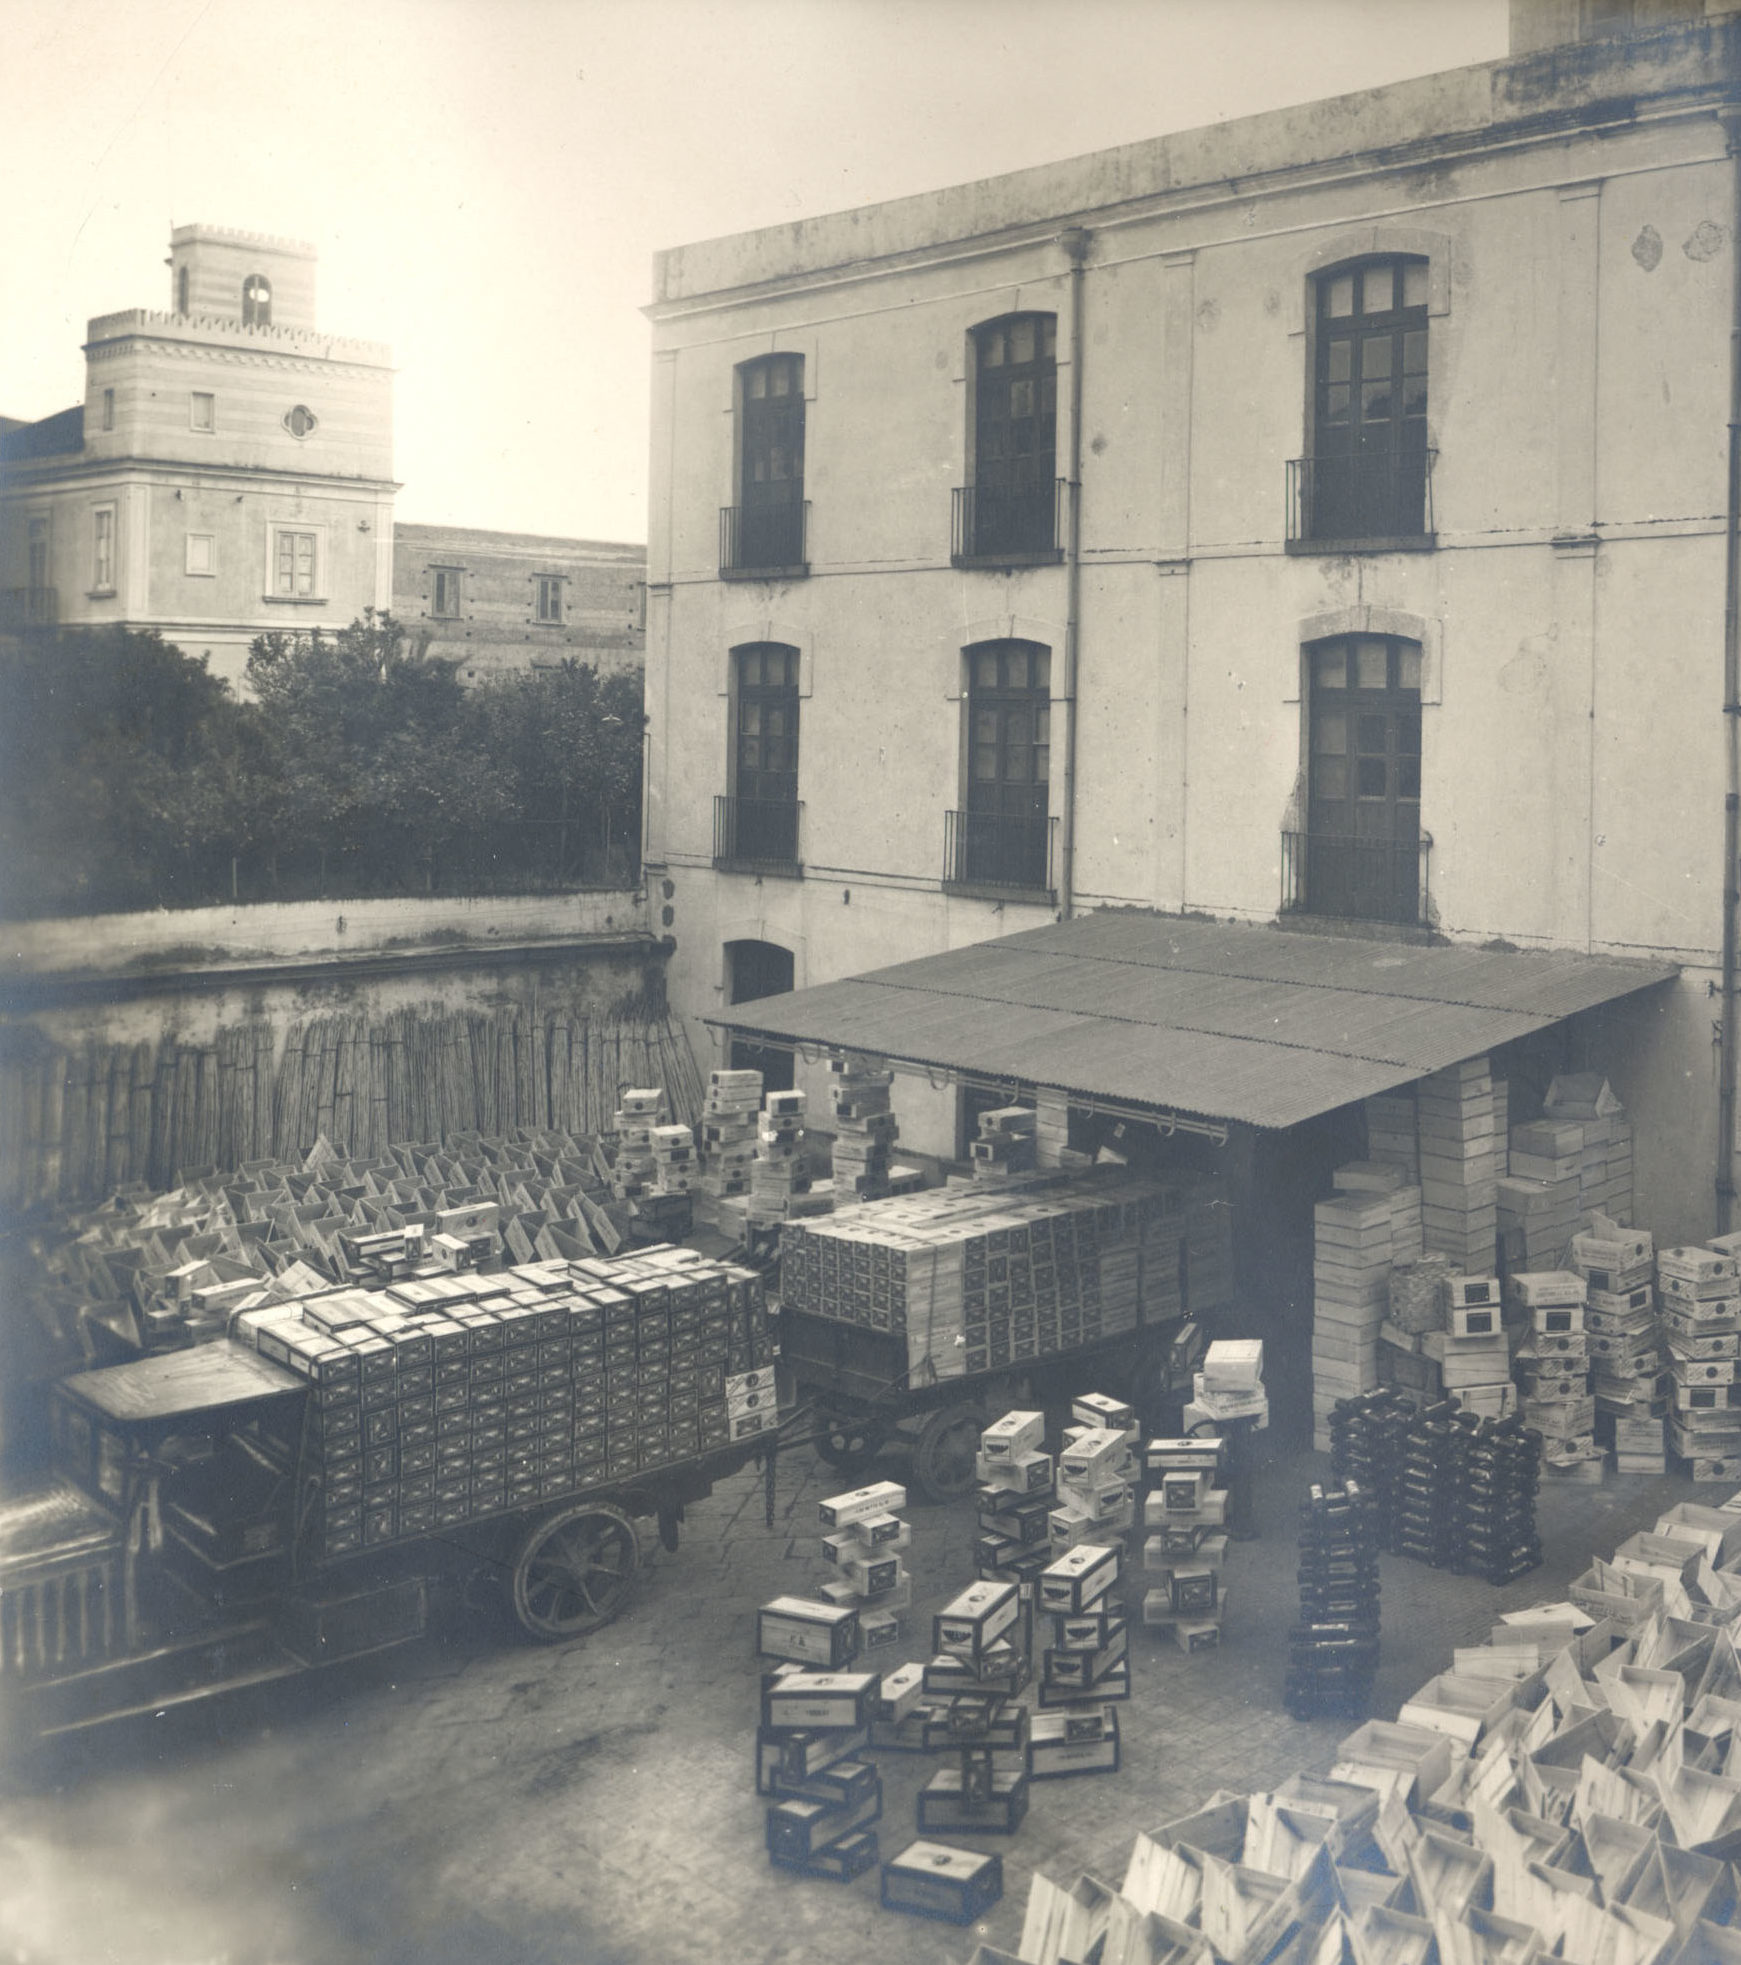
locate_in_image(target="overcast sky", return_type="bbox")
[4,0,1507,542]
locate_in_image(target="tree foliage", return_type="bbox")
[0,614,644,918]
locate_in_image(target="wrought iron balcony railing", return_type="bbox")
[952,480,1066,565]
[714,794,802,873]
[1281,829,1431,928]
[719,502,808,578]
[1286,449,1436,550]
[943,809,1057,898]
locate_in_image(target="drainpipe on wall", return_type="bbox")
[1058,225,1091,923]
[1720,109,1741,1235]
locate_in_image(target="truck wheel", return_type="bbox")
[510,1502,639,1641]
[910,1404,987,1503]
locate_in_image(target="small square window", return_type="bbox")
[536,575,563,623]
[186,533,215,576]
[190,392,215,432]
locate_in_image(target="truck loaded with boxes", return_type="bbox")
[1,1241,780,1749]
[776,1164,1232,1501]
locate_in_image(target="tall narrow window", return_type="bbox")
[177,266,190,315]
[27,516,49,598]
[1303,635,1422,923]
[726,354,805,573]
[190,391,215,433]
[950,640,1052,892]
[92,507,115,591]
[960,315,1058,560]
[719,643,800,867]
[536,575,563,623]
[242,275,272,327]
[101,388,115,432]
[432,567,462,617]
[1300,256,1429,543]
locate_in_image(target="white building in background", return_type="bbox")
[0,224,396,685]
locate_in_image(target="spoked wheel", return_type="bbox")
[510,1502,639,1642]
[815,1412,887,1473]
[910,1403,988,1503]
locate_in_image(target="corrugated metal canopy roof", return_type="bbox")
[706,912,1678,1131]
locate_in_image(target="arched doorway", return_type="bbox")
[725,939,795,1093]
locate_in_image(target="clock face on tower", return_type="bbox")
[284,405,318,439]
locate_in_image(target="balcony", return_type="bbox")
[1281,829,1431,929]
[714,795,802,876]
[1,587,58,630]
[952,481,1066,567]
[719,502,808,580]
[1286,450,1436,553]
[943,809,1057,901]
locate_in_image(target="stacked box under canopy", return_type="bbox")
[1416,1060,1500,1275]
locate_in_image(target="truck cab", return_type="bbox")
[2,1343,425,1750]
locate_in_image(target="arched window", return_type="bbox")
[1298,255,1429,544]
[1301,634,1423,923]
[725,354,805,573]
[958,314,1059,560]
[242,274,272,327]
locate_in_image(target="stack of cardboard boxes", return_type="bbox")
[755,1601,883,1884]
[647,1123,695,1199]
[1364,1091,1419,1179]
[973,1407,1056,1593]
[1140,1434,1230,1652]
[1034,1539,1128,1760]
[1186,1337,1268,1437]
[918,1578,1033,1835]
[1549,1071,1636,1222]
[1312,1167,1423,1452]
[1051,1395,1140,1552]
[970,1107,1038,1181]
[1499,1119,1586,1270]
[825,1052,903,1202]
[608,1088,666,1201]
[1416,1059,1501,1274]
[1421,1274,1513,1421]
[748,1087,833,1227]
[696,1067,762,1206]
[1507,1268,1598,1478]
[1573,1222,1664,1474]
[818,1479,913,1650]
[1661,1240,1741,1478]
[1553,1224,1658,1478]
